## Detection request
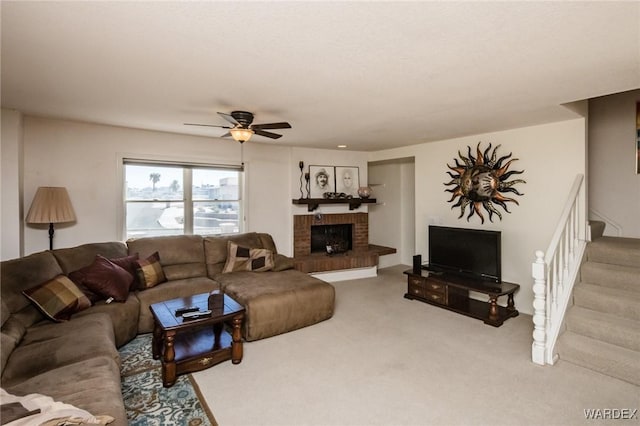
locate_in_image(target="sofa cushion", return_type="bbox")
[134,277,220,333]
[1,312,118,386]
[1,300,10,327]
[73,293,140,348]
[1,251,63,327]
[216,269,335,341]
[135,251,167,289]
[69,255,133,302]
[273,254,295,272]
[4,355,127,425]
[257,233,278,253]
[51,242,129,275]
[23,275,91,322]
[127,235,207,280]
[222,241,274,273]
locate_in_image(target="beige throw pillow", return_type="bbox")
[222,241,274,273]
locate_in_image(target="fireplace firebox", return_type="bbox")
[311,224,353,254]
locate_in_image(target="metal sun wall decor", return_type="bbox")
[444,142,526,224]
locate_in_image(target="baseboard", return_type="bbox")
[311,266,377,282]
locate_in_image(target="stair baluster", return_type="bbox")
[531,174,587,365]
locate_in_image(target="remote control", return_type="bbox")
[175,306,200,316]
[182,310,212,320]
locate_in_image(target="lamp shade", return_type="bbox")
[229,128,254,143]
[26,187,76,224]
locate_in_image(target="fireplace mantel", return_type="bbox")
[292,198,377,212]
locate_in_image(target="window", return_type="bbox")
[124,160,243,239]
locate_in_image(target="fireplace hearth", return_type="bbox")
[293,213,395,273]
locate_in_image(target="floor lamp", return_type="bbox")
[26,187,77,250]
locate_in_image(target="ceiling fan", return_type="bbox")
[184,111,291,143]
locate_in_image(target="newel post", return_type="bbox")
[531,250,547,365]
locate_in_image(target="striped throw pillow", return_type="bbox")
[135,252,167,290]
[23,275,91,322]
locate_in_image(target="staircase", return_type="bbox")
[557,234,640,385]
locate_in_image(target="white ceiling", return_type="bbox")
[2,1,639,152]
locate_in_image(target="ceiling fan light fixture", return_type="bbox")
[230,128,254,143]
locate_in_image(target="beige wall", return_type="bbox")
[588,89,640,238]
[368,118,587,315]
[1,109,24,260]
[14,116,369,256]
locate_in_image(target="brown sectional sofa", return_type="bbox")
[1,232,335,425]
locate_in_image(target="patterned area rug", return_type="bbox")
[119,334,217,425]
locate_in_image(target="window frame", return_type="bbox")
[119,156,245,240]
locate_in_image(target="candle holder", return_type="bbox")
[304,173,310,198]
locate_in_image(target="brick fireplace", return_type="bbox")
[293,213,395,273]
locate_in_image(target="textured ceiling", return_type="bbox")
[2,1,639,151]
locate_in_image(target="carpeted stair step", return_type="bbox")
[573,283,640,321]
[586,236,640,268]
[580,262,640,293]
[557,331,640,386]
[565,306,640,352]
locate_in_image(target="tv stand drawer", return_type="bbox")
[407,276,448,305]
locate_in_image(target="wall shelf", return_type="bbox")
[292,198,377,212]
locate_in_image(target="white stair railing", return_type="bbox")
[532,174,588,365]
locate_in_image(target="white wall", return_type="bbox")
[15,117,369,257]
[588,89,640,238]
[1,109,24,260]
[368,158,415,268]
[369,119,587,315]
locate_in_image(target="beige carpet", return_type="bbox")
[193,265,639,426]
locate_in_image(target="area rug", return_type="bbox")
[119,334,217,425]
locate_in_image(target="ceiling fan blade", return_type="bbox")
[220,132,231,138]
[251,122,292,130]
[218,112,239,126]
[184,123,232,129]
[254,129,282,139]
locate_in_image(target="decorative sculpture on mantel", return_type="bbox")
[444,142,526,224]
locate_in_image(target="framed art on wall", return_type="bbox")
[335,166,359,197]
[309,165,335,198]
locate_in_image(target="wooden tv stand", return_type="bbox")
[403,269,519,327]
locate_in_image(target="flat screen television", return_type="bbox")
[428,225,501,282]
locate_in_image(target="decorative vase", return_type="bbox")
[357,186,372,199]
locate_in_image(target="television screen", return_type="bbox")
[428,226,501,282]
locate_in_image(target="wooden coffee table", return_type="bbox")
[149,292,245,387]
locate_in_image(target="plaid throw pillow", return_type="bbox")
[135,252,167,290]
[222,241,274,273]
[23,275,91,322]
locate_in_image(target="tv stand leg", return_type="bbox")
[507,293,516,313]
[488,295,499,323]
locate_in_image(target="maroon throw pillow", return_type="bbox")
[76,255,133,302]
[68,269,101,304]
[109,253,140,290]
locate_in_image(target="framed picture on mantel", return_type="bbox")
[335,166,359,197]
[309,165,334,198]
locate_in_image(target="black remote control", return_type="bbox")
[182,310,212,320]
[175,306,200,316]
